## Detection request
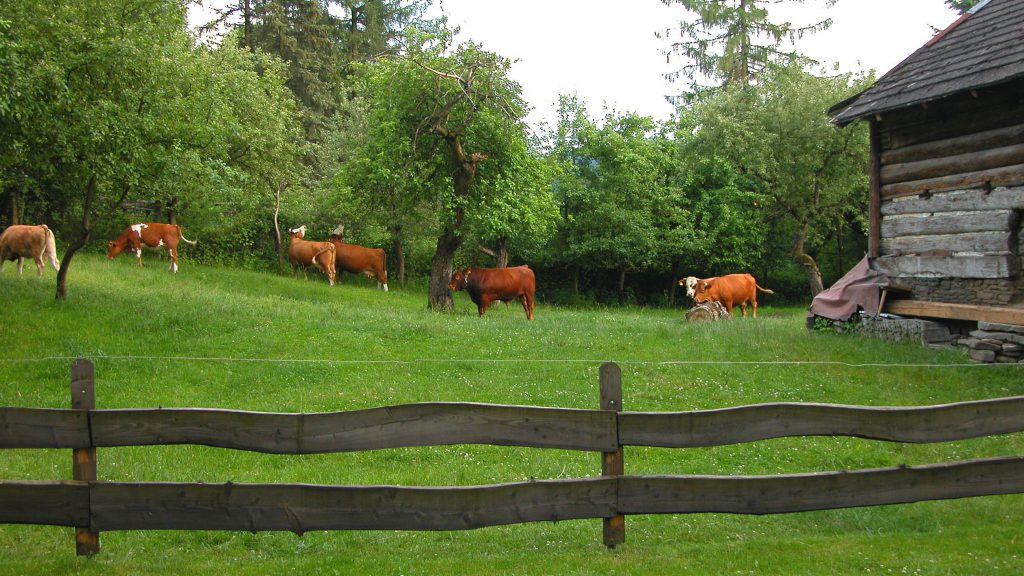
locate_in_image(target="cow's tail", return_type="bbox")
[311,244,335,264]
[41,225,60,271]
[755,283,775,295]
[177,225,198,245]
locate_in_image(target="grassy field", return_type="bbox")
[1,254,1022,575]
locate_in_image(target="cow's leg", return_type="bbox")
[478,295,493,317]
[739,302,747,317]
[16,256,24,276]
[169,247,178,273]
[522,294,534,321]
[34,255,44,277]
[751,297,758,318]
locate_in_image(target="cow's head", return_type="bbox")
[288,225,307,239]
[677,276,700,299]
[693,280,715,304]
[448,268,469,291]
[106,239,125,259]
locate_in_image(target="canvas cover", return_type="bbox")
[808,256,890,321]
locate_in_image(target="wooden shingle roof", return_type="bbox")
[831,0,1024,125]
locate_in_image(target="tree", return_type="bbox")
[945,0,982,14]
[690,64,870,296]
[354,31,537,311]
[658,0,836,91]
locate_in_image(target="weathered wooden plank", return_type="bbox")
[0,407,90,448]
[880,210,1016,238]
[881,163,1024,200]
[300,403,616,452]
[89,478,619,532]
[881,123,1024,166]
[0,481,90,526]
[618,397,1024,448]
[881,143,1024,185]
[880,231,1012,256]
[884,300,1024,326]
[91,408,300,453]
[91,403,617,453]
[618,457,1024,515]
[873,254,1017,279]
[881,186,1024,216]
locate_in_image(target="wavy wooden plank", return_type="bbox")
[0,407,90,448]
[880,210,1016,238]
[90,478,618,532]
[880,186,1024,216]
[618,457,1024,515]
[873,254,1017,279]
[0,481,90,526]
[884,300,1024,325]
[90,403,617,453]
[619,396,1024,448]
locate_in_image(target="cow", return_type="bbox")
[287,225,337,286]
[107,222,197,273]
[449,265,536,320]
[679,273,774,318]
[328,226,388,291]
[0,224,60,277]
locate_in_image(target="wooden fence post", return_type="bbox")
[71,358,99,556]
[600,361,625,548]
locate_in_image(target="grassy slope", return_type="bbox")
[1,255,1022,575]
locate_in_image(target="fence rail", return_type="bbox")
[1,359,1023,555]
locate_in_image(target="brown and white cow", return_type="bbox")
[679,273,774,318]
[449,265,536,320]
[0,224,60,277]
[328,228,388,291]
[107,222,197,273]
[288,225,337,286]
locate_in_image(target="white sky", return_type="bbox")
[431,0,961,128]
[190,0,962,129]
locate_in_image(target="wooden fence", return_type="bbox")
[3,359,1024,556]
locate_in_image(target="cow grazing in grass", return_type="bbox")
[0,224,60,277]
[288,226,336,286]
[679,273,774,318]
[329,226,388,291]
[107,222,197,273]
[449,265,536,320]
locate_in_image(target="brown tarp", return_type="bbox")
[808,256,890,321]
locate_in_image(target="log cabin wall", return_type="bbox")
[873,77,1024,306]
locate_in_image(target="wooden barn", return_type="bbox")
[830,0,1024,330]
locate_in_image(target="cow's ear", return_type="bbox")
[702,281,710,290]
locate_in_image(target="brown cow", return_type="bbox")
[449,265,536,320]
[288,225,337,286]
[0,224,60,277]
[107,222,197,273]
[679,273,774,318]
[328,228,388,292]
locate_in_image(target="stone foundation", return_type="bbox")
[852,316,1024,363]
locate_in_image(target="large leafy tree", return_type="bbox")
[946,0,982,13]
[355,31,538,311]
[690,64,870,296]
[658,0,836,91]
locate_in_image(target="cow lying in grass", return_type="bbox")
[0,224,60,277]
[107,222,197,273]
[288,226,337,286]
[679,273,774,318]
[449,265,536,320]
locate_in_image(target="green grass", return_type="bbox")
[1,254,1023,575]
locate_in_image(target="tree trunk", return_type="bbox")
[618,267,627,306]
[167,197,178,225]
[8,187,19,225]
[272,184,284,271]
[668,261,680,306]
[243,0,254,51]
[793,221,824,297]
[573,266,580,295]
[427,226,461,311]
[495,236,509,268]
[391,225,406,285]
[57,176,97,300]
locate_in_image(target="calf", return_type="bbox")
[0,224,60,277]
[679,273,774,318]
[288,226,337,286]
[328,232,388,291]
[107,222,197,273]
[449,265,536,320]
